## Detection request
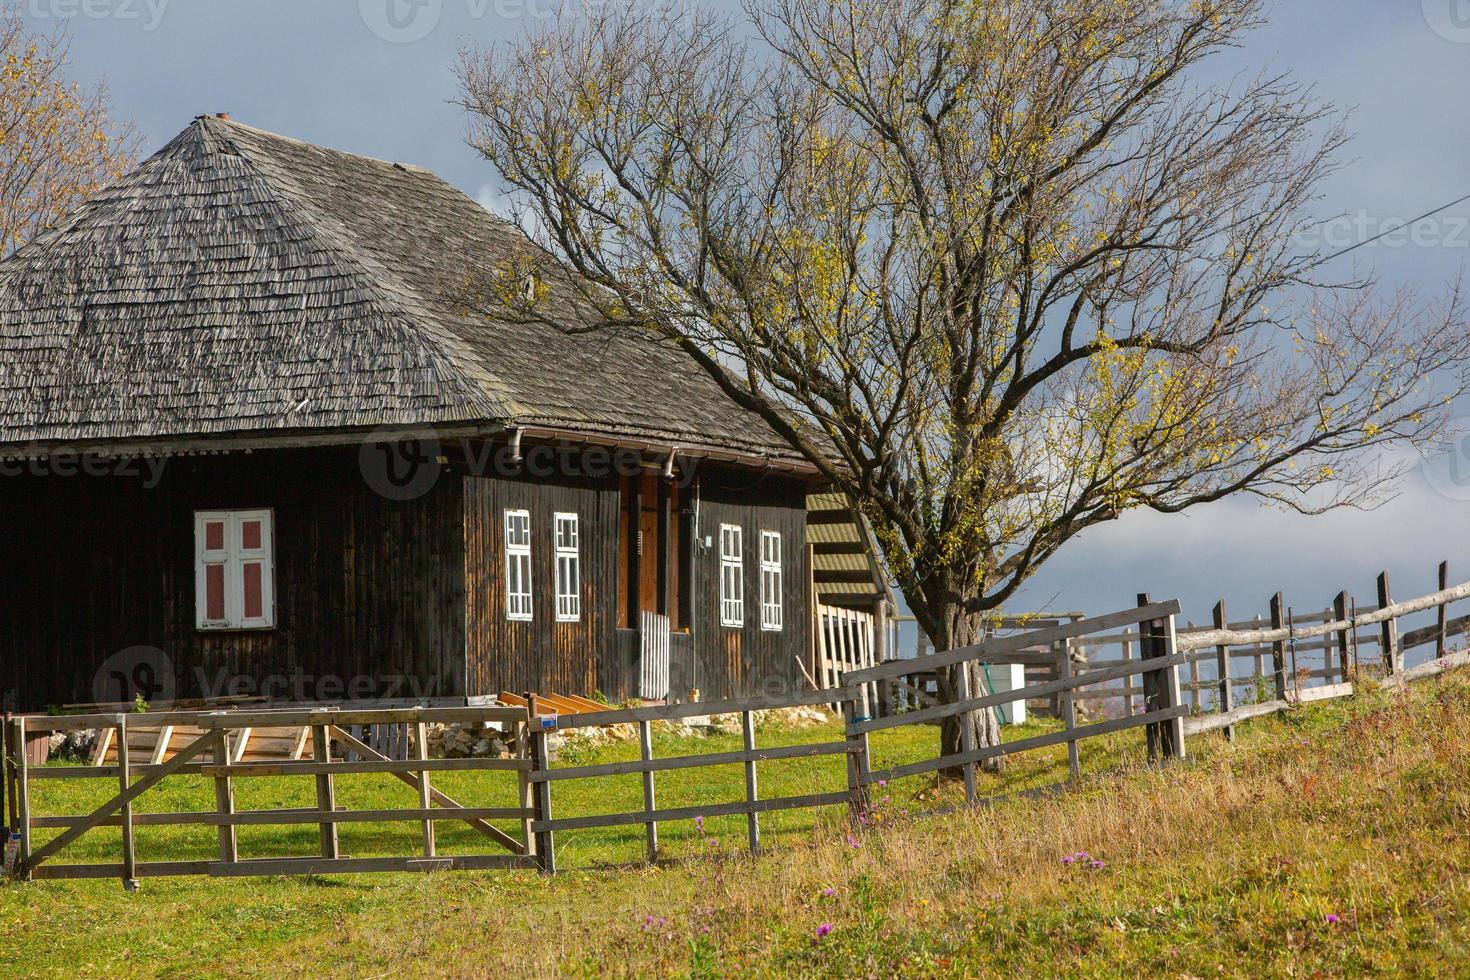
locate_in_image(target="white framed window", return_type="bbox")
[759,530,783,631]
[554,512,581,622]
[195,509,275,631]
[505,509,533,622]
[719,523,744,628]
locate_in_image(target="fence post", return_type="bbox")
[1213,600,1235,742]
[742,710,760,855]
[1121,631,1136,717]
[306,724,334,861]
[215,728,239,864]
[1378,571,1399,673]
[841,679,875,815]
[1269,593,1288,703]
[639,720,658,863]
[414,720,435,858]
[516,715,535,859]
[117,715,138,892]
[1186,623,1201,713]
[1139,594,1161,761]
[10,716,29,879]
[527,695,556,875]
[0,712,8,840]
[1058,648,1080,781]
[1333,591,1351,682]
[1161,615,1187,760]
[1438,560,1450,656]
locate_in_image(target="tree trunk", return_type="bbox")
[937,607,1006,777]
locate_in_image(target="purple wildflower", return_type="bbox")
[695,815,705,831]
[1061,855,1075,865]
[846,833,861,849]
[822,887,836,898]
[1089,860,1106,870]
[1325,914,1341,925]
[878,779,888,788]
[815,923,834,941]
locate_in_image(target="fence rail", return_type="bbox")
[6,573,1468,889]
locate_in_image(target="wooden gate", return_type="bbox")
[3,705,538,888]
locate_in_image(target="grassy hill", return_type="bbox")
[5,675,1470,977]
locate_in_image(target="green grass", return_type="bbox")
[5,679,1470,976]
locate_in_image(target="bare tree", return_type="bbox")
[458,0,1470,768]
[0,7,138,254]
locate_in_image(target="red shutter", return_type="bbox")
[241,520,262,551]
[205,564,226,621]
[205,521,225,552]
[242,562,263,620]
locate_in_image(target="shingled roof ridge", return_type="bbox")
[192,114,521,423]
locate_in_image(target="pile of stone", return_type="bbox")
[47,729,98,761]
[424,723,512,759]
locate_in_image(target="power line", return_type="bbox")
[1318,190,1470,263]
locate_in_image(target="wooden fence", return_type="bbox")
[7,582,1468,888]
[3,705,538,889]
[1067,563,1470,726]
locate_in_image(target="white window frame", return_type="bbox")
[719,523,744,628]
[195,509,276,631]
[554,512,581,623]
[759,530,783,631]
[505,509,533,622]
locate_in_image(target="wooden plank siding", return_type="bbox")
[0,447,467,713]
[0,448,820,712]
[462,469,621,699]
[686,471,811,701]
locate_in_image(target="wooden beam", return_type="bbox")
[806,510,853,526]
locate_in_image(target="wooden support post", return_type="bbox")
[117,716,138,892]
[639,720,658,863]
[11,717,30,879]
[527,696,555,874]
[1187,629,1202,713]
[1333,591,1351,682]
[1122,631,1135,717]
[657,478,671,617]
[516,717,535,857]
[742,710,760,855]
[1269,593,1288,703]
[214,729,238,864]
[1161,616,1187,760]
[414,721,435,858]
[311,725,337,860]
[1438,561,1450,656]
[1378,571,1399,673]
[1,712,9,840]
[1287,607,1300,698]
[1350,597,1361,674]
[953,664,977,804]
[1139,594,1161,761]
[841,684,875,815]
[1058,646,1080,781]
[1213,600,1235,743]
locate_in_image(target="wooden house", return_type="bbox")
[0,115,889,713]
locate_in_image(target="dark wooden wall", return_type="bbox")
[462,469,622,699]
[681,467,811,702]
[0,443,819,713]
[0,447,467,713]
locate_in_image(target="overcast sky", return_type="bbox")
[39,0,1470,634]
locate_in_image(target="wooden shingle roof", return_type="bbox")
[0,115,805,462]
